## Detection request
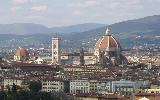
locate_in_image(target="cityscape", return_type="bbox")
[0,0,160,100]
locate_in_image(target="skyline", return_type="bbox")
[0,0,160,27]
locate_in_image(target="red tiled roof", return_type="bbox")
[15,47,29,57]
[95,35,121,49]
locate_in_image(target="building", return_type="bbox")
[138,89,160,94]
[96,80,111,93]
[52,37,61,64]
[61,52,96,65]
[14,47,29,61]
[3,78,24,90]
[75,93,128,100]
[42,78,64,92]
[53,27,128,66]
[94,27,128,67]
[34,57,44,64]
[61,53,81,65]
[63,65,109,73]
[70,79,90,94]
[89,80,97,92]
[135,93,160,100]
[111,81,135,96]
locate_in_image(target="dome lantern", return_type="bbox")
[106,26,111,35]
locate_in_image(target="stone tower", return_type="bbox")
[52,37,61,64]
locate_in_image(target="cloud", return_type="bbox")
[1,0,160,26]
[31,5,48,12]
[68,0,99,8]
[85,0,98,7]
[12,0,29,4]
[73,10,83,16]
[11,6,22,12]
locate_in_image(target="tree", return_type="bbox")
[6,85,11,94]
[16,90,31,100]
[0,91,7,100]
[29,81,42,92]
[12,83,17,93]
[39,92,51,100]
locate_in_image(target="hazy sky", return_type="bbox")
[0,0,160,27]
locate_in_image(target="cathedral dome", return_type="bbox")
[94,27,128,66]
[95,28,121,50]
[15,47,29,58]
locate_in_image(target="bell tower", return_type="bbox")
[52,37,61,64]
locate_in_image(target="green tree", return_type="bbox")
[6,85,11,94]
[29,81,42,92]
[0,91,7,100]
[39,92,51,100]
[11,83,17,93]
[16,90,31,100]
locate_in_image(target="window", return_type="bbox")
[53,44,56,49]
[54,51,57,54]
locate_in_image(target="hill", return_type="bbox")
[64,15,160,48]
[0,15,160,48]
[0,23,105,35]
[50,23,106,33]
[0,23,49,35]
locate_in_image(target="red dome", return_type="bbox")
[95,28,121,50]
[15,47,29,57]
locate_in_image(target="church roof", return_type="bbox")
[95,27,121,50]
[15,47,29,57]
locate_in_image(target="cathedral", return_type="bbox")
[94,27,128,66]
[51,27,128,67]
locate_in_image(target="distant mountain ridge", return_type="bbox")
[50,23,106,33]
[0,15,159,48]
[0,23,49,35]
[0,23,106,35]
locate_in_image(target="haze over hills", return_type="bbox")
[0,23,49,35]
[50,23,106,33]
[0,15,160,48]
[0,23,106,35]
[60,15,160,48]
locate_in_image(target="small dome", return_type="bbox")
[95,28,121,50]
[15,47,29,58]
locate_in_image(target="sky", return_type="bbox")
[0,0,160,27]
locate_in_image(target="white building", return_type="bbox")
[70,79,90,94]
[34,57,44,64]
[96,81,111,93]
[111,80,136,96]
[61,53,96,65]
[42,79,64,93]
[3,78,24,89]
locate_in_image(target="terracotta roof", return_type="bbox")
[15,47,29,57]
[135,93,160,96]
[75,93,127,99]
[95,35,120,49]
